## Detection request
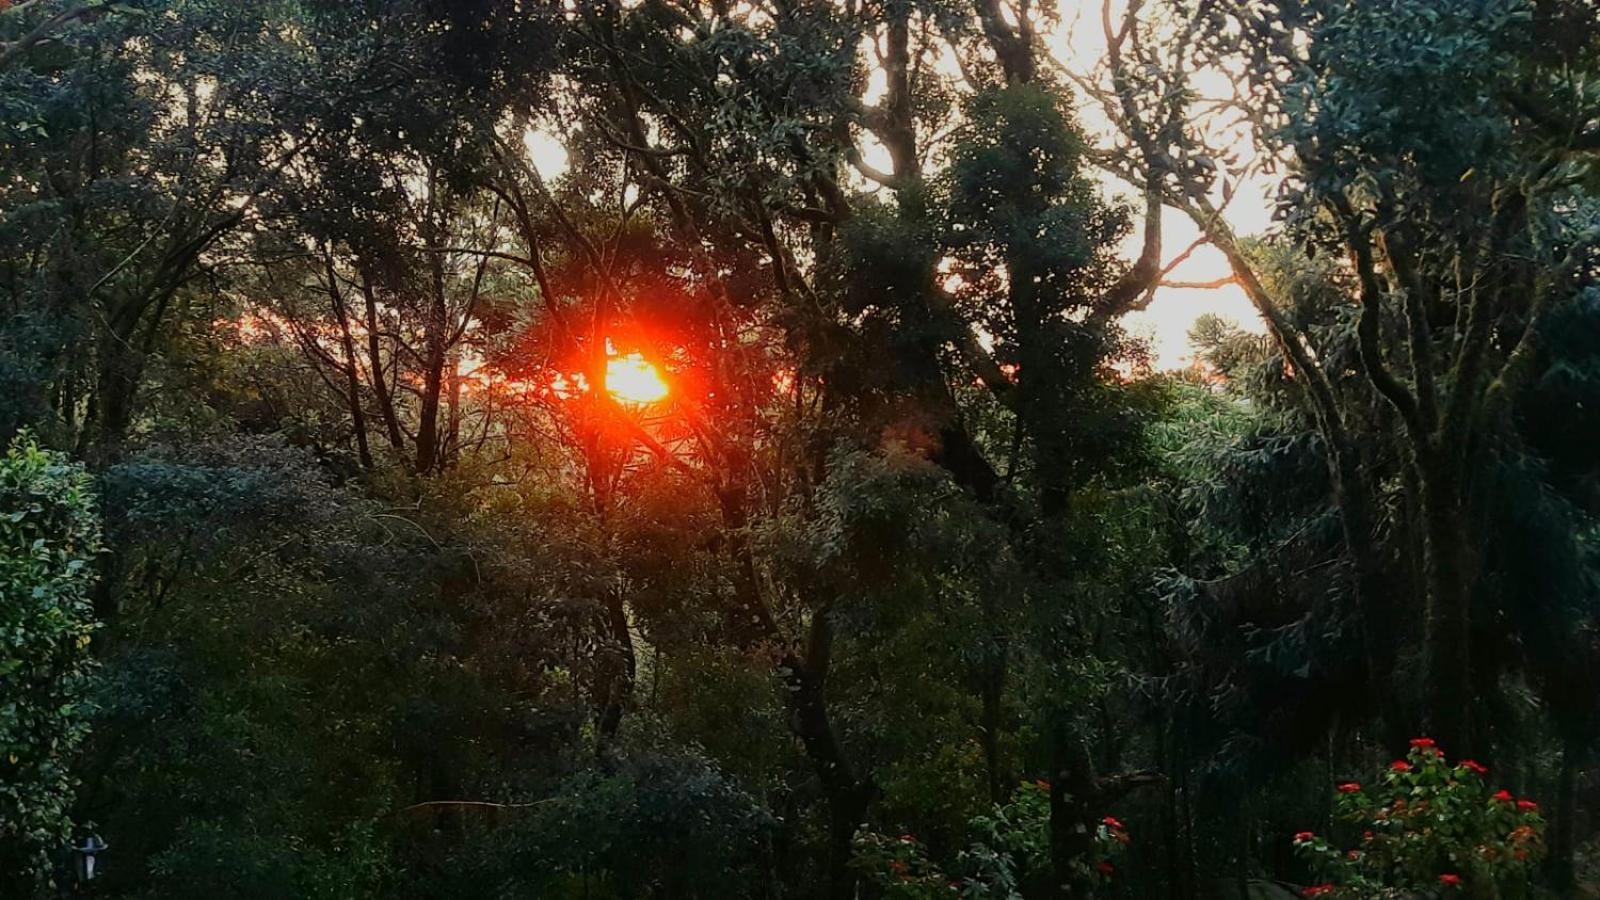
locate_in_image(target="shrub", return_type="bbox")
[1291,739,1545,898]
[0,436,102,890]
[852,780,1129,897]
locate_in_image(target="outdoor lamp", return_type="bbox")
[73,834,107,883]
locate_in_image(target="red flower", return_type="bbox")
[1460,759,1488,776]
[1102,816,1125,830]
[1302,886,1334,897]
[1411,737,1436,749]
[1293,831,1315,843]
[1337,782,1361,793]
[1362,831,1375,842]
[889,861,909,875]
[1439,873,1462,887]
[1492,790,1513,803]
[1346,850,1361,860]
[1035,778,1051,791]
[1097,861,1115,877]
[1516,799,1539,812]
[1390,760,1413,772]
[899,834,917,843]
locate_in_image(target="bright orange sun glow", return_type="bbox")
[605,353,669,404]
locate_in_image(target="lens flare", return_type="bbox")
[605,353,669,404]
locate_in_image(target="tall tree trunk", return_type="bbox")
[1328,438,1407,744]
[1236,796,1253,900]
[343,354,373,471]
[980,632,1007,805]
[1550,728,1584,890]
[791,608,870,900]
[1419,461,1473,752]
[327,250,373,470]
[360,274,408,458]
[415,288,447,475]
[718,478,868,900]
[1178,726,1197,900]
[1048,735,1100,900]
[1159,714,1181,900]
[595,589,635,748]
[86,315,143,462]
[415,362,443,474]
[415,174,449,475]
[880,5,919,180]
[445,348,462,467]
[1048,730,1163,899]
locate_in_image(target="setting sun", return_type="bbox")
[604,353,669,405]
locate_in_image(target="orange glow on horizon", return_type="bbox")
[604,353,669,405]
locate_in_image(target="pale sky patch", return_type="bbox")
[523,4,1276,371]
[1048,2,1271,370]
[524,127,570,182]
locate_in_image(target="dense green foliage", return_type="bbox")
[0,0,1596,898]
[0,436,101,892]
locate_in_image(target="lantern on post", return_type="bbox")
[72,833,107,885]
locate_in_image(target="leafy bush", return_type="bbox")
[1291,739,1546,898]
[852,781,1129,898]
[852,831,964,897]
[0,436,102,890]
[463,750,777,898]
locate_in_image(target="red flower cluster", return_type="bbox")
[1407,738,1442,758]
[1102,816,1125,830]
[1289,740,1548,898]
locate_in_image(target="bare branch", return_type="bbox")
[1100,186,1164,314]
[1160,276,1236,291]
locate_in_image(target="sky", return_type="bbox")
[524,2,1273,371]
[1047,1,1272,370]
